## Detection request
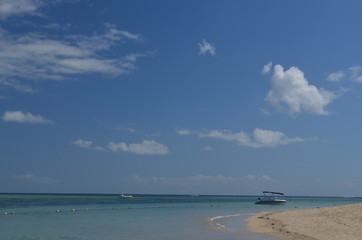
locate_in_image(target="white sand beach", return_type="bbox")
[248,203,362,240]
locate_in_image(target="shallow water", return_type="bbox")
[1,194,361,240]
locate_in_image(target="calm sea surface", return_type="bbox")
[1,194,362,240]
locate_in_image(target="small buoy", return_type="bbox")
[55,210,61,213]
[71,209,76,212]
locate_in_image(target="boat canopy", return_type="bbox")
[263,191,284,195]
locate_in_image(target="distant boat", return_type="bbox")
[120,194,133,199]
[255,191,286,205]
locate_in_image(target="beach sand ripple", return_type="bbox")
[247,203,362,240]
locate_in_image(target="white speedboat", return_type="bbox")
[255,191,286,205]
[120,194,133,198]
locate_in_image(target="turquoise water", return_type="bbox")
[1,194,362,240]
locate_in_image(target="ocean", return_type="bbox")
[1,193,362,240]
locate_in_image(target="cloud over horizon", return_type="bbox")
[125,174,278,194]
[13,173,57,184]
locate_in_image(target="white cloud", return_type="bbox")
[179,128,305,148]
[349,66,362,82]
[72,139,93,149]
[2,110,52,124]
[0,14,148,92]
[266,64,337,115]
[73,138,169,155]
[0,79,35,93]
[13,173,57,184]
[0,0,43,19]
[198,39,216,56]
[326,70,345,82]
[108,140,169,155]
[72,139,104,151]
[326,66,362,83]
[176,129,193,135]
[203,146,214,151]
[262,61,272,74]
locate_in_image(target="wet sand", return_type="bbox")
[247,203,362,240]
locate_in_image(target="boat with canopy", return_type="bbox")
[255,191,286,205]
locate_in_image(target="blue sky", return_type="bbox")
[2,0,362,196]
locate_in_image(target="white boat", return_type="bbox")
[255,191,286,205]
[120,194,133,198]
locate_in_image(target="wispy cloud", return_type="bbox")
[108,140,169,155]
[0,0,43,19]
[176,129,193,135]
[0,25,146,92]
[177,128,306,148]
[13,173,58,184]
[2,110,53,124]
[326,70,345,82]
[198,39,216,56]
[72,139,104,151]
[325,66,362,83]
[348,66,362,82]
[262,61,272,74]
[266,64,337,115]
[202,146,214,151]
[0,2,149,93]
[73,139,169,155]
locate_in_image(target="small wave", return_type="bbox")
[206,213,257,232]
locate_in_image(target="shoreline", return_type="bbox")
[247,203,362,240]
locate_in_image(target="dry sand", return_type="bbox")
[247,203,362,240]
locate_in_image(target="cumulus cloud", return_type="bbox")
[326,70,345,82]
[2,110,52,124]
[198,39,216,56]
[0,0,43,19]
[178,128,305,148]
[108,140,169,155]
[13,173,57,184]
[266,64,337,115]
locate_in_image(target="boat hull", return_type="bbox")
[255,199,286,205]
